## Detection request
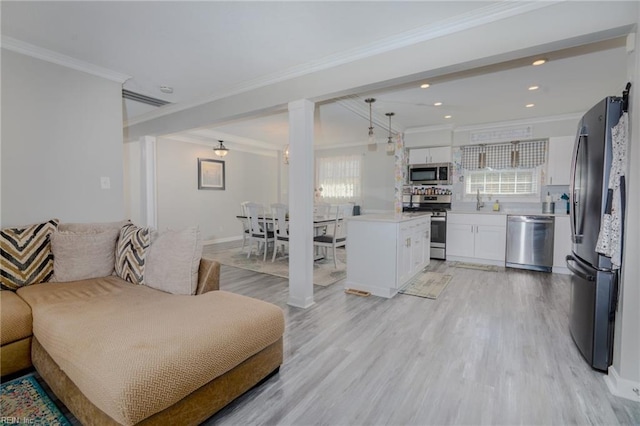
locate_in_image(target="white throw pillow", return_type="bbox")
[144,226,202,295]
[51,229,120,282]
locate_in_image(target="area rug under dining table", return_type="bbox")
[202,245,346,286]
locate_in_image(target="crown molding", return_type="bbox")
[125,1,555,127]
[1,36,131,83]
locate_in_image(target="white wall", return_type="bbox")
[315,143,395,212]
[153,138,278,242]
[1,50,124,227]
[123,140,142,225]
[404,127,452,148]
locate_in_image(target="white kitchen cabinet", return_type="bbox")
[446,223,475,258]
[346,213,431,298]
[553,215,571,274]
[408,146,451,164]
[547,136,574,186]
[446,213,506,265]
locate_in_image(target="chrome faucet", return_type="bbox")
[476,189,484,210]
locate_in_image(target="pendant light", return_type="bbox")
[385,112,395,154]
[213,140,229,157]
[365,98,376,144]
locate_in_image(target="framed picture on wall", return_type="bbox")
[198,158,225,190]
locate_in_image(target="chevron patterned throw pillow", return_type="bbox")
[0,219,60,291]
[115,224,150,285]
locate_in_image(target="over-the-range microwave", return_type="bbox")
[408,163,452,185]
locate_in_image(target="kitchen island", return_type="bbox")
[345,212,431,298]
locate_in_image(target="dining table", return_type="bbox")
[236,214,337,260]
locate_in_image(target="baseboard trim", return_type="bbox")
[604,366,640,402]
[446,256,505,267]
[204,236,243,245]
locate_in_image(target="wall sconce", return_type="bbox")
[283,145,290,165]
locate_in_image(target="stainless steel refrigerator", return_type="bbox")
[566,96,624,372]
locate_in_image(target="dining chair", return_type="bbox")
[245,202,275,261]
[271,203,289,262]
[313,204,350,268]
[314,202,332,236]
[238,201,251,253]
[314,202,331,217]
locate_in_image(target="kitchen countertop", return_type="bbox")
[347,212,432,223]
[448,210,569,217]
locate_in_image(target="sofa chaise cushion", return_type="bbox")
[17,277,284,425]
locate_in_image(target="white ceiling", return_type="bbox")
[1,2,631,151]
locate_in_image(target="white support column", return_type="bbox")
[287,99,315,308]
[140,136,158,229]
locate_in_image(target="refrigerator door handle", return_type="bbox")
[566,255,596,281]
[570,132,586,243]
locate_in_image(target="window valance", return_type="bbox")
[461,139,547,170]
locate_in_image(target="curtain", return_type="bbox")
[461,140,547,170]
[316,155,362,202]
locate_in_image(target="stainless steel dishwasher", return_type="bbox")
[506,215,555,272]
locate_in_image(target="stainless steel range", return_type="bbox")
[402,193,451,260]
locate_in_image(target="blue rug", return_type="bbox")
[1,373,71,425]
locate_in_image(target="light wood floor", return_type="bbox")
[203,243,640,425]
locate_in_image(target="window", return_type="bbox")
[316,155,362,202]
[461,139,546,200]
[465,167,541,197]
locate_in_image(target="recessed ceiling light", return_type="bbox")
[420,83,430,89]
[528,85,539,91]
[434,102,443,106]
[526,103,535,108]
[444,115,452,119]
[532,59,547,66]
[159,85,174,94]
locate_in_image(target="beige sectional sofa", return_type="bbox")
[0,220,285,425]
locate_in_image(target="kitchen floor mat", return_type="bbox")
[452,261,502,272]
[399,271,452,299]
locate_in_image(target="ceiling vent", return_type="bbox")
[122,89,171,107]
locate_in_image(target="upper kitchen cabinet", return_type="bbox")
[546,136,575,185]
[408,146,452,165]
